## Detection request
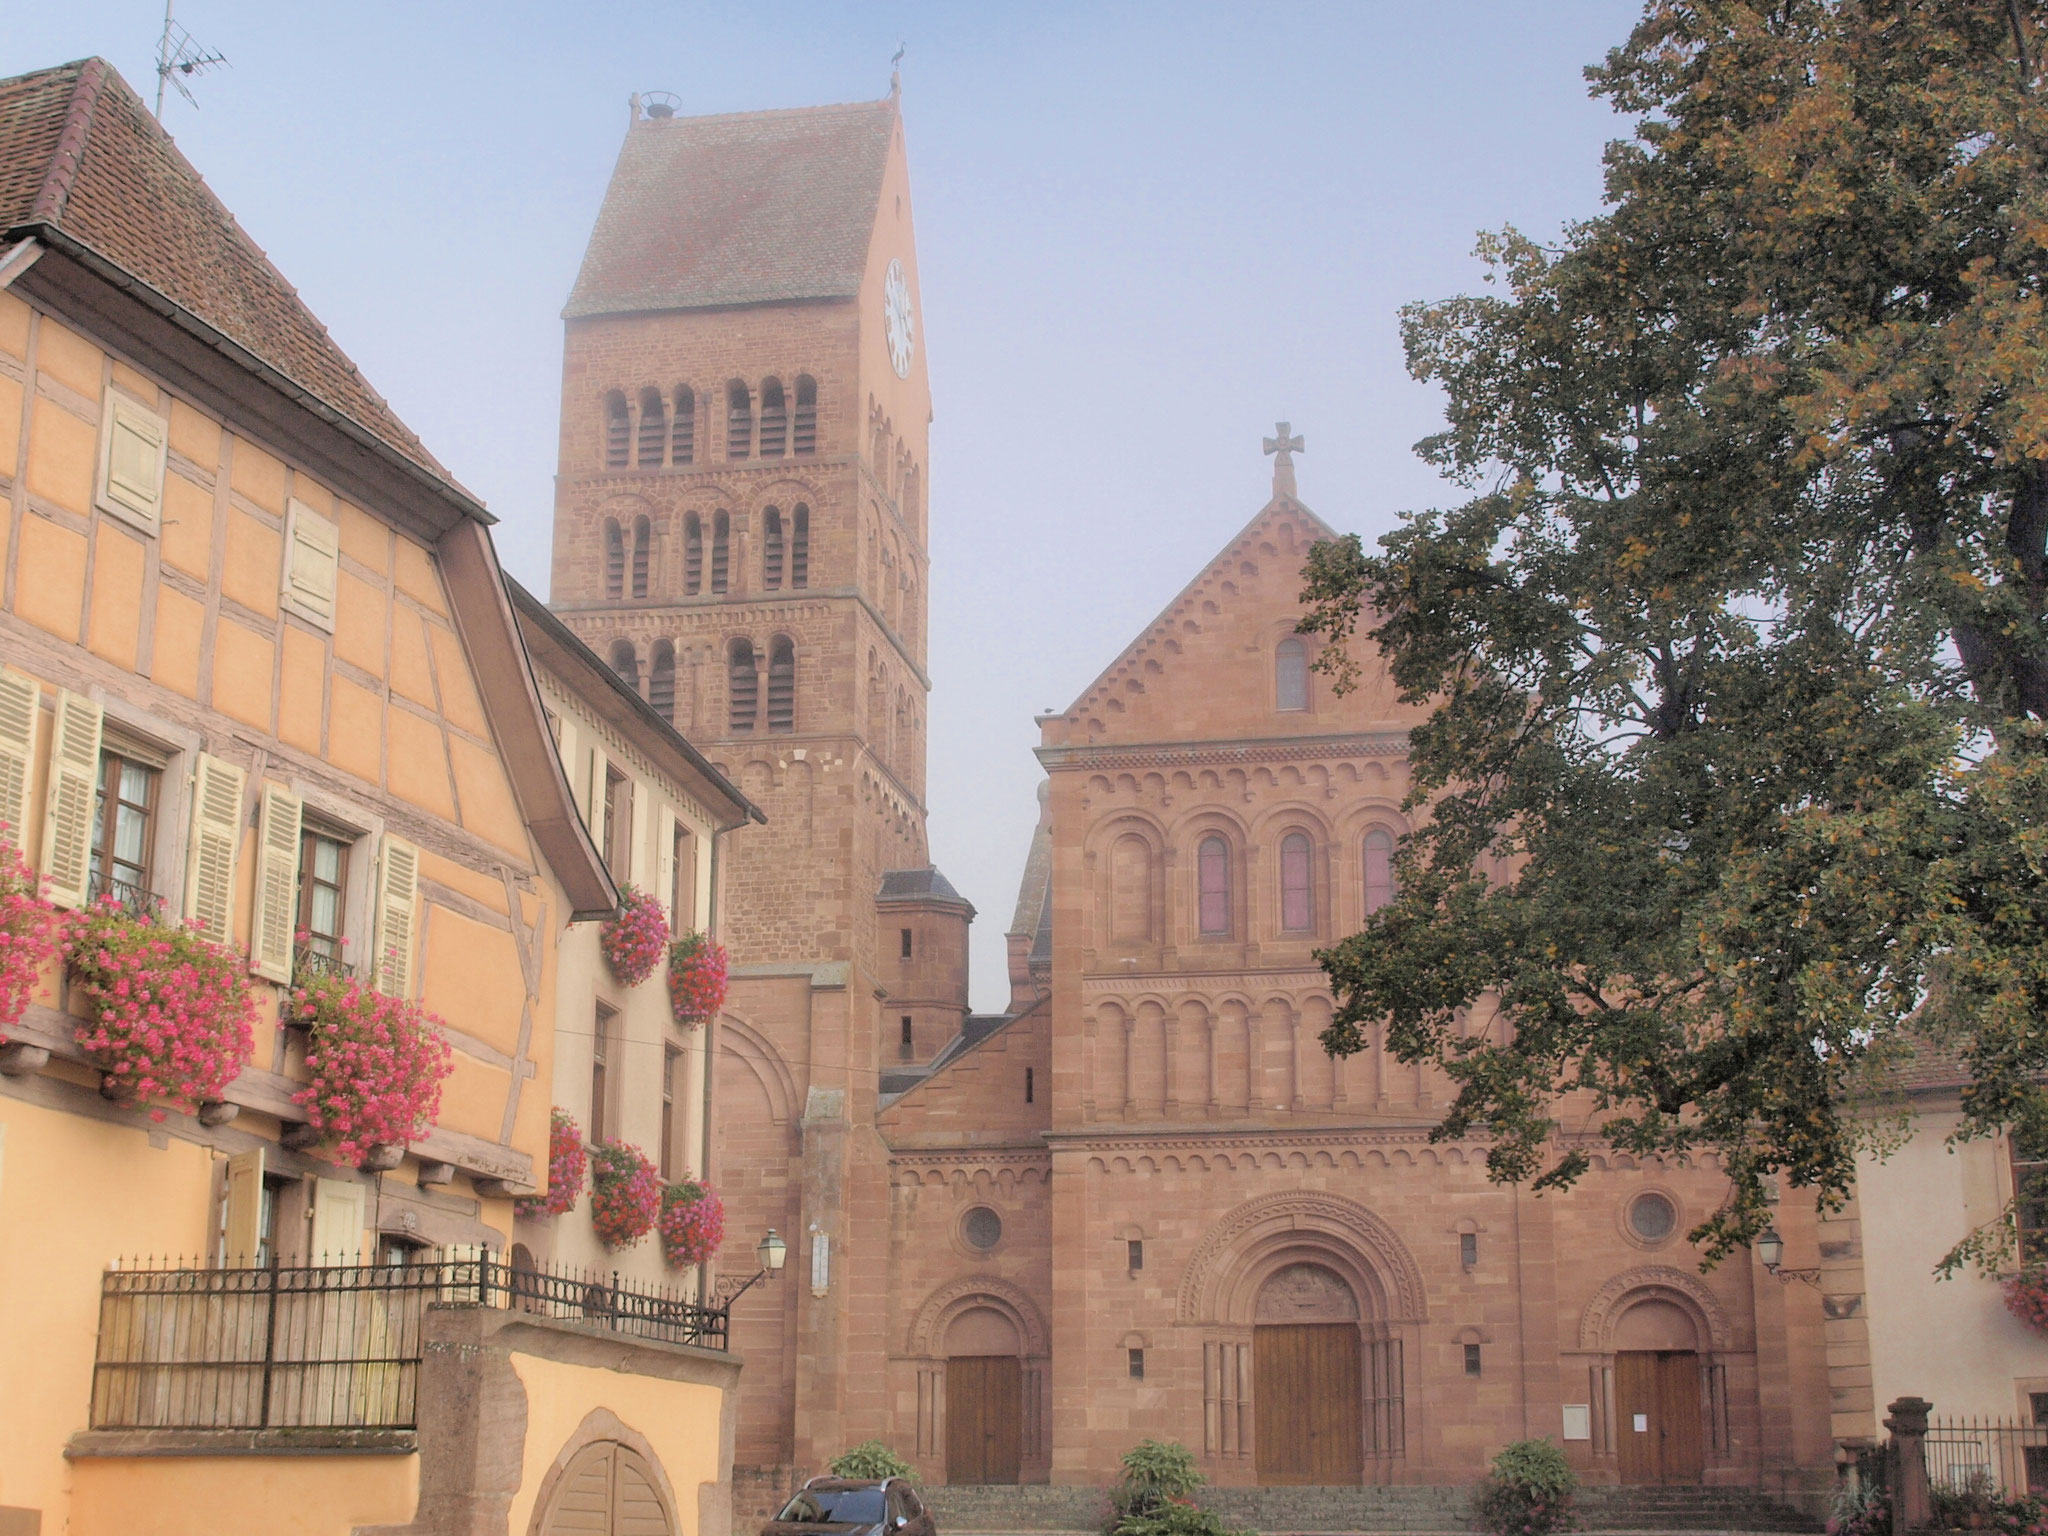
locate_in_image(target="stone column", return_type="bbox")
[1886,1396,1932,1536]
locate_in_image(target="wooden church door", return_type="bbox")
[945,1355,1022,1484]
[1615,1351,1704,1485]
[1252,1263,1366,1486]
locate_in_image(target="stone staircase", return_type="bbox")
[918,1483,1822,1536]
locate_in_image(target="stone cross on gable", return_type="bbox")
[1264,421,1305,500]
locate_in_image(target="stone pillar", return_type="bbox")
[1886,1397,1932,1536]
[792,1085,849,1472]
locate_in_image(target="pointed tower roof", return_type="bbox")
[567,96,898,319]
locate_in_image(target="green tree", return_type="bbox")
[1301,0,2048,1264]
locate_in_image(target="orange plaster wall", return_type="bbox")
[67,1452,418,1535]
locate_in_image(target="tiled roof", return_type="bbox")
[566,98,896,318]
[0,59,461,494]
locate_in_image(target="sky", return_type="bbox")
[5,2,1644,1013]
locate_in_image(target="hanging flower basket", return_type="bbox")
[517,1108,588,1219]
[65,898,257,1121]
[589,1139,662,1249]
[2005,1269,2048,1333]
[667,931,729,1027]
[601,884,670,987]
[287,971,454,1167]
[658,1178,726,1268]
[0,830,59,1042]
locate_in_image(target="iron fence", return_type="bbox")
[89,1253,729,1431]
[1924,1417,2048,1500]
[85,870,165,921]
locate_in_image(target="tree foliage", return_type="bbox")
[1301,0,2048,1263]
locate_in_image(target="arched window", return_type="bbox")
[726,380,752,459]
[649,640,676,723]
[1111,834,1152,942]
[671,385,695,465]
[758,377,787,458]
[608,639,638,692]
[1198,835,1231,937]
[1276,637,1309,711]
[793,375,818,454]
[1364,829,1397,915]
[602,519,624,599]
[682,512,702,595]
[637,388,666,467]
[711,510,729,594]
[630,515,651,598]
[791,505,810,588]
[1280,832,1313,932]
[767,635,795,733]
[762,507,784,590]
[603,391,629,469]
[728,639,758,732]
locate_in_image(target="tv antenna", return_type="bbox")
[154,1,228,119]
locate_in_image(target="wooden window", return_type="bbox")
[41,690,104,909]
[637,387,666,467]
[1129,1348,1145,1380]
[759,377,787,458]
[1280,832,1313,933]
[631,515,651,597]
[1460,1232,1478,1267]
[767,636,796,733]
[2016,1131,2048,1266]
[280,499,340,631]
[728,639,759,732]
[1127,1239,1145,1271]
[0,665,38,848]
[185,752,244,945]
[670,821,696,931]
[791,505,810,589]
[711,511,729,593]
[378,1236,425,1267]
[661,1043,680,1179]
[1198,835,1231,937]
[608,639,639,692]
[793,375,818,454]
[253,786,309,983]
[97,389,169,533]
[604,391,629,469]
[683,512,703,595]
[603,519,625,598]
[900,1015,913,1059]
[92,749,161,905]
[762,507,784,589]
[590,1004,615,1146]
[1276,637,1309,711]
[297,826,350,966]
[900,927,913,960]
[726,380,752,459]
[649,641,676,723]
[1025,1066,1033,1103]
[672,385,696,464]
[1464,1343,1482,1376]
[1364,829,1397,914]
[605,766,633,876]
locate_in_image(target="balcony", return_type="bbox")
[290,940,357,986]
[85,869,167,922]
[87,1254,730,1432]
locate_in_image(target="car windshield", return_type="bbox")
[778,1490,888,1525]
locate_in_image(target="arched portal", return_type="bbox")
[530,1435,676,1536]
[1577,1267,1732,1485]
[906,1277,1049,1486]
[1253,1263,1364,1486]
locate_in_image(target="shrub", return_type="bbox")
[66,899,257,1121]
[289,971,454,1166]
[1828,1481,1890,1536]
[1108,1441,1249,1536]
[1474,1439,1578,1536]
[667,930,729,1026]
[658,1178,725,1268]
[2005,1270,2048,1333]
[600,885,669,986]
[588,1139,661,1248]
[517,1108,587,1219]
[827,1440,914,1480]
[1114,1498,1250,1536]
[0,832,58,1038]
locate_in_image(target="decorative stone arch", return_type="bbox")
[908,1273,1050,1358]
[904,1275,1052,1481]
[1578,1265,1733,1354]
[716,1012,798,1129]
[1179,1189,1429,1326]
[526,1408,682,1536]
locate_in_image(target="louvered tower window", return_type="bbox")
[728,639,759,732]
[683,512,702,595]
[672,385,695,465]
[603,520,625,599]
[711,511,730,594]
[726,381,752,459]
[604,392,629,469]
[767,636,796,733]
[759,377,787,458]
[638,388,666,467]
[650,641,676,724]
[631,515,651,598]
[793,375,817,454]
[609,640,639,692]
[792,505,810,589]
[763,508,784,590]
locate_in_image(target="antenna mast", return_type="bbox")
[154,0,228,120]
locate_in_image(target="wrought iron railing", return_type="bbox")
[85,870,166,922]
[89,1253,729,1432]
[1924,1416,2048,1499]
[291,942,356,985]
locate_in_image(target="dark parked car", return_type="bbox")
[762,1478,934,1536]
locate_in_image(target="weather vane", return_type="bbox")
[153,0,228,120]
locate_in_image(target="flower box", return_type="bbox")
[517,1109,587,1219]
[601,886,670,987]
[667,931,729,1027]
[0,831,58,1042]
[287,971,453,1167]
[658,1178,725,1268]
[589,1139,661,1249]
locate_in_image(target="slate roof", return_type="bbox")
[566,98,896,319]
[0,58,459,494]
[877,865,972,910]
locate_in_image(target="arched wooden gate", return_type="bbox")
[534,1439,675,1536]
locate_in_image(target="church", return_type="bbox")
[545,85,1841,1510]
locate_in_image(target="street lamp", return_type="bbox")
[718,1229,788,1307]
[1754,1226,1821,1289]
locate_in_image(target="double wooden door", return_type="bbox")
[1254,1323,1364,1486]
[1615,1351,1704,1485]
[946,1355,1022,1484]
[536,1439,674,1535]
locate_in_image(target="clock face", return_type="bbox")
[884,258,915,379]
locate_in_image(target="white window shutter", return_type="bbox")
[39,690,103,909]
[223,1146,265,1266]
[248,785,304,983]
[628,780,647,887]
[554,717,579,821]
[0,665,40,857]
[98,391,168,532]
[373,833,419,998]
[280,498,341,630]
[185,753,246,946]
[309,1176,366,1263]
[656,807,678,928]
[587,746,609,848]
